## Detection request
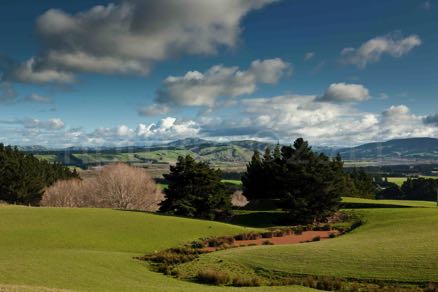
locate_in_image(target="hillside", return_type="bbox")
[18,137,438,168]
[177,206,438,285]
[338,137,438,160]
[0,205,312,291]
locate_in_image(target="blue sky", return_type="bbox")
[0,0,437,147]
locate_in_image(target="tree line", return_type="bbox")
[0,144,79,205]
[377,177,438,201]
[159,138,375,223]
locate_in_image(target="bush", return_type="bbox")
[232,276,262,287]
[329,233,337,238]
[207,236,234,248]
[261,232,273,238]
[42,163,164,211]
[197,269,230,285]
[231,191,248,207]
[312,236,321,242]
[262,240,274,245]
[233,232,261,241]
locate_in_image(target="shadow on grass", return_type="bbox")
[229,210,288,228]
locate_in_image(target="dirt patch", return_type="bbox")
[203,230,336,252]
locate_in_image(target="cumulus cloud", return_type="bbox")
[340,33,422,68]
[5,0,272,83]
[137,117,199,140]
[318,82,370,103]
[141,58,291,115]
[198,95,438,146]
[12,58,75,84]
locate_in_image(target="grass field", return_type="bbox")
[342,196,437,208]
[387,176,438,186]
[0,205,312,291]
[177,207,438,285]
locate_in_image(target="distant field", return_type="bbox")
[177,207,438,284]
[0,206,313,291]
[222,179,242,186]
[34,154,58,163]
[387,176,438,186]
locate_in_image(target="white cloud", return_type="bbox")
[138,104,172,116]
[199,96,438,146]
[340,33,422,68]
[22,0,275,80]
[141,58,291,114]
[318,82,370,103]
[137,117,199,140]
[24,118,65,130]
[116,125,134,137]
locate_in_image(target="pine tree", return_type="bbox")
[159,155,231,220]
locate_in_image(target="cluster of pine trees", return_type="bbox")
[0,144,79,205]
[242,138,374,223]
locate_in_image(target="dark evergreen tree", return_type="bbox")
[159,155,231,219]
[401,177,438,201]
[0,144,79,205]
[241,138,348,223]
[349,168,375,199]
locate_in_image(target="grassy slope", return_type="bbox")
[342,197,437,208]
[0,206,312,292]
[179,207,438,283]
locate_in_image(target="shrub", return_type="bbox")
[42,163,164,211]
[190,240,205,249]
[233,232,260,241]
[329,233,337,238]
[140,247,203,265]
[261,232,273,238]
[231,191,248,207]
[207,236,234,248]
[262,240,274,245]
[312,236,321,242]
[232,276,262,287]
[197,269,230,285]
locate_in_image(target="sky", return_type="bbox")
[0,0,437,148]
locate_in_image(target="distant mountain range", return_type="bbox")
[16,137,438,167]
[337,137,438,161]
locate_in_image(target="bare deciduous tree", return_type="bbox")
[42,163,164,211]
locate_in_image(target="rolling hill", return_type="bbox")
[16,137,438,168]
[337,137,438,160]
